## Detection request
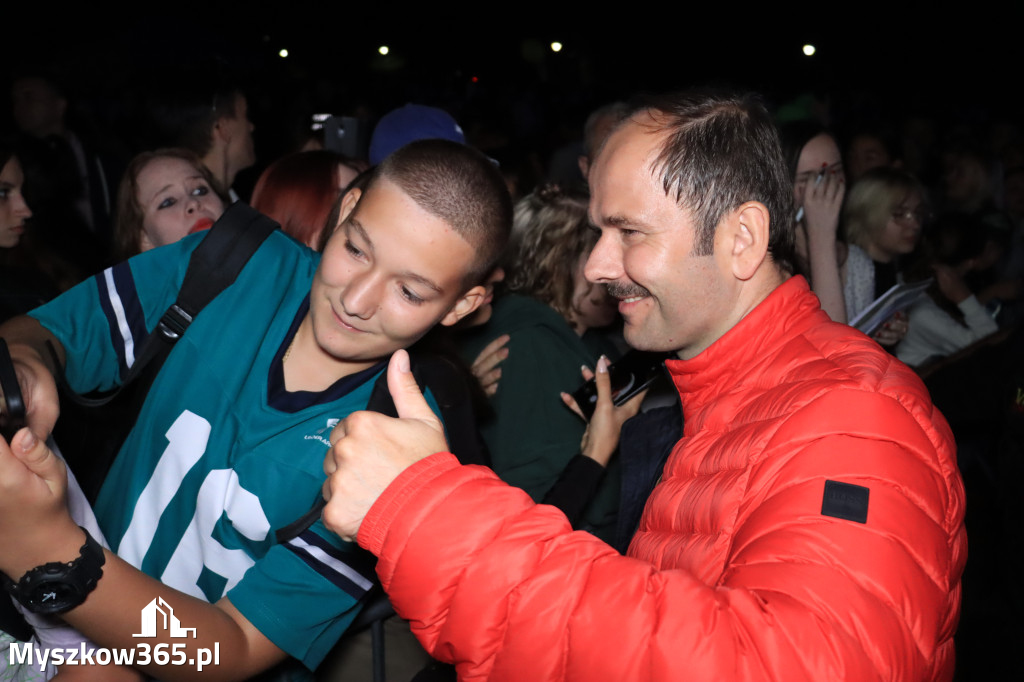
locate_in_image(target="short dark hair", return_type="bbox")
[583,101,631,159]
[633,91,795,273]
[364,139,512,286]
[148,74,241,156]
[778,120,828,180]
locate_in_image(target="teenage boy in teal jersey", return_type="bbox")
[0,139,511,680]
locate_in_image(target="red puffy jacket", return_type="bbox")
[358,276,966,681]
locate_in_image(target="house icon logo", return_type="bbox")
[132,597,197,638]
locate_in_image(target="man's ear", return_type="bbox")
[578,155,590,180]
[212,117,232,146]
[718,201,771,281]
[439,285,487,327]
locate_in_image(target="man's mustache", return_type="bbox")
[605,282,651,299]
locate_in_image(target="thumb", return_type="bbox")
[388,350,440,424]
[593,355,613,406]
[12,428,65,486]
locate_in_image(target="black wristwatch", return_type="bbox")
[3,527,105,615]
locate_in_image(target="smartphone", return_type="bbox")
[0,339,26,441]
[569,350,669,420]
[321,115,366,159]
[794,167,828,223]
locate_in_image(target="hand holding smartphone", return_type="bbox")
[569,350,668,420]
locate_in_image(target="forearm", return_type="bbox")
[0,315,64,376]
[52,660,144,681]
[958,295,999,337]
[908,297,998,358]
[4,530,283,681]
[361,458,800,680]
[805,235,847,324]
[73,551,282,680]
[360,441,957,681]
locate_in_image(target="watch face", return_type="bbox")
[9,529,104,615]
[29,580,84,615]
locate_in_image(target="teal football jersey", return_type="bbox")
[31,231,398,668]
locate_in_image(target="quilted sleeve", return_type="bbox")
[358,385,965,682]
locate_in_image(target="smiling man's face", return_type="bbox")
[585,120,733,360]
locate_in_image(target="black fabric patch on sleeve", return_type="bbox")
[821,480,870,524]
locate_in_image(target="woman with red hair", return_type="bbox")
[250,150,361,249]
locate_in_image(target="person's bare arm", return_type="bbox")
[801,171,847,323]
[0,315,64,439]
[51,653,145,681]
[0,428,287,681]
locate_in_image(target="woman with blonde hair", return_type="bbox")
[842,167,928,320]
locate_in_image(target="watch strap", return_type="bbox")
[3,527,105,615]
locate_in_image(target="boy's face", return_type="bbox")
[307,177,484,370]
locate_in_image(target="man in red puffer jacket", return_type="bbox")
[321,90,966,682]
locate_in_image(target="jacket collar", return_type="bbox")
[665,275,827,430]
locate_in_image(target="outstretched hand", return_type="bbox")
[561,356,647,467]
[322,350,449,541]
[0,428,78,576]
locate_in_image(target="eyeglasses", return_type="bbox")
[890,207,931,224]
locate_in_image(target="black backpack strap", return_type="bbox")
[362,350,427,419]
[64,203,279,408]
[355,349,488,465]
[273,350,486,682]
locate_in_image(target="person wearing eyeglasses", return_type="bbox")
[842,167,929,347]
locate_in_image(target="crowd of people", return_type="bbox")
[0,63,1021,682]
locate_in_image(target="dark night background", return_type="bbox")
[3,2,1020,170]
[3,2,1023,679]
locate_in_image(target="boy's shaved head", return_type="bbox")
[369,139,512,285]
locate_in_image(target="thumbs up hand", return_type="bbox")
[322,350,449,541]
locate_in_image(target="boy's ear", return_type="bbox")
[337,187,362,227]
[440,285,487,327]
